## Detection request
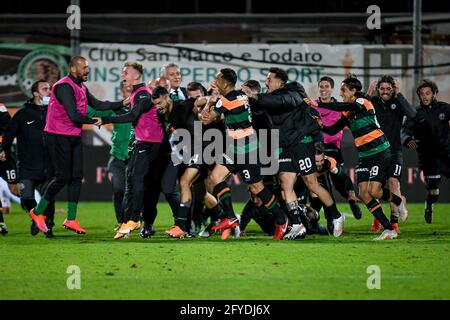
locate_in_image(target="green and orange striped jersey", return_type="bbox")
[213,90,252,132]
[342,98,390,158]
[213,90,258,155]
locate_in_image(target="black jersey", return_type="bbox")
[371,93,415,152]
[402,101,450,155]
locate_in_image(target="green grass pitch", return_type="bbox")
[1,202,449,300]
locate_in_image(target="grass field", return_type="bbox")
[0,202,449,300]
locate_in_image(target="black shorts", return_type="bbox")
[355,150,391,184]
[388,150,403,179]
[418,150,450,179]
[186,152,215,181]
[278,152,296,173]
[186,152,204,170]
[221,153,262,184]
[284,141,317,176]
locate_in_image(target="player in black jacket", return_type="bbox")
[1,80,56,237]
[246,68,344,239]
[367,75,416,233]
[402,79,450,223]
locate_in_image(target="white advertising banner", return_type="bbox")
[81,43,450,104]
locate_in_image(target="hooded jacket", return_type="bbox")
[251,82,320,148]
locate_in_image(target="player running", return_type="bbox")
[367,75,415,233]
[402,79,450,223]
[305,75,406,241]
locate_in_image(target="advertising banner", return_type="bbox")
[0,43,71,106]
[80,43,450,104]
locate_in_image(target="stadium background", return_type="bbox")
[0,0,449,202]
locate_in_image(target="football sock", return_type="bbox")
[34,198,50,215]
[390,211,399,224]
[426,194,439,208]
[366,198,393,230]
[175,201,191,230]
[287,201,301,225]
[257,187,286,225]
[67,202,78,220]
[213,181,235,219]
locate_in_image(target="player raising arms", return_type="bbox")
[305,75,406,241]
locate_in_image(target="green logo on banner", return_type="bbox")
[17,48,69,98]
